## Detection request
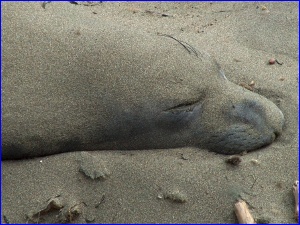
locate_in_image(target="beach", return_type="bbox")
[1,2,298,223]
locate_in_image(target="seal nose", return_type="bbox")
[270,130,280,143]
[231,91,285,148]
[271,119,284,142]
[274,131,281,138]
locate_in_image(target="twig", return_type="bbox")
[293,180,299,222]
[234,199,256,224]
[275,59,283,65]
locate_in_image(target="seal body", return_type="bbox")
[2,3,284,160]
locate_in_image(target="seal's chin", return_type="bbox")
[200,124,278,155]
[196,96,285,154]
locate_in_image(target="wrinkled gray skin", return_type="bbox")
[2,3,284,160]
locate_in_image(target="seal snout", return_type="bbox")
[238,97,284,144]
[234,95,285,151]
[200,93,285,155]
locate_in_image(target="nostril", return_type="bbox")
[274,131,281,139]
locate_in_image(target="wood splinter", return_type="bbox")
[234,199,256,224]
[293,180,299,222]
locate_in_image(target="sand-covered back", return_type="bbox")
[1,2,298,223]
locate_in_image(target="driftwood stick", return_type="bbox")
[234,199,256,224]
[293,180,299,222]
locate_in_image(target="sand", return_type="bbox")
[1,2,298,224]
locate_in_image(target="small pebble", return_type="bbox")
[157,194,163,199]
[261,5,268,11]
[226,155,242,166]
[249,80,255,87]
[164,189,187,203]
[250,159,260,165]
[269,58,276,65]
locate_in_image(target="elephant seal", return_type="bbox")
[2,3,284,160]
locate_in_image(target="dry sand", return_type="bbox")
[1,2,299,224]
